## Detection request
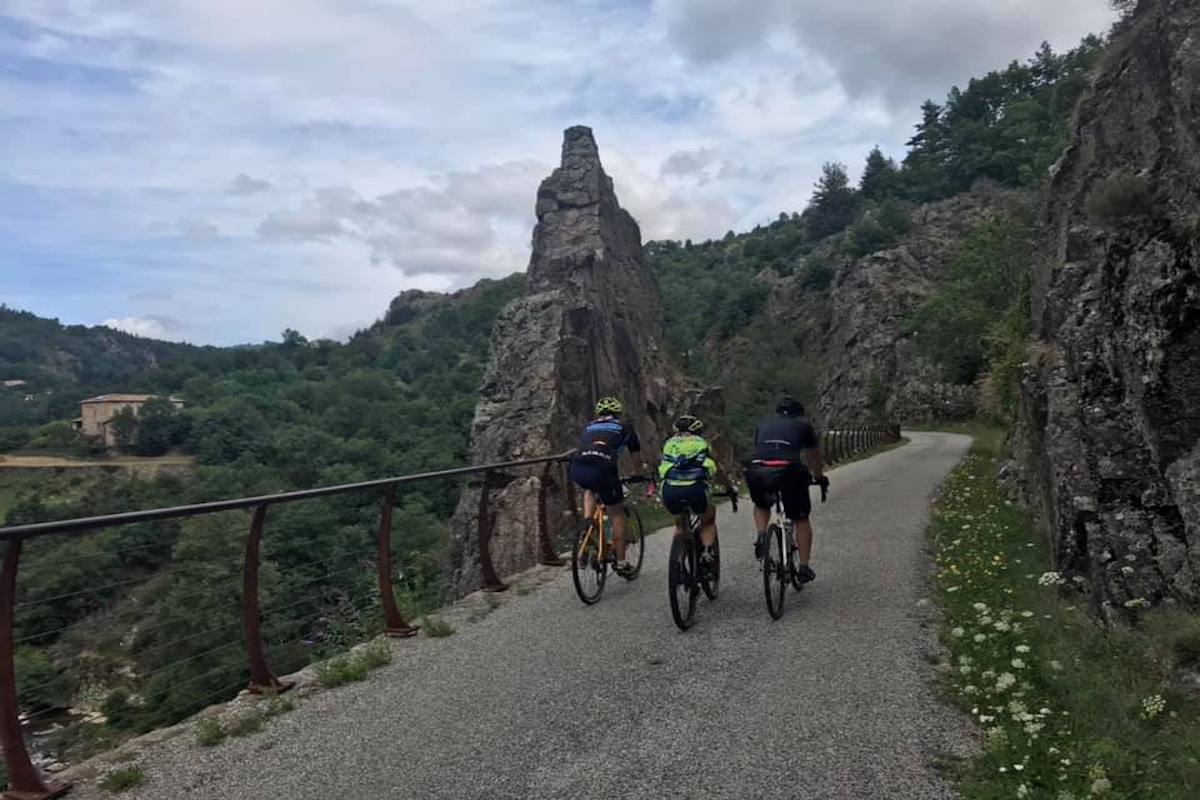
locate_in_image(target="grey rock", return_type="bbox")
[1014,0,1200,608]
[446,127,723,595]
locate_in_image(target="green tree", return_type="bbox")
[860,146,900,200]
[805,162,860,240]
[134,397,187,456]
[110,407,139,451]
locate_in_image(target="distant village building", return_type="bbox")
[2,379,27,388]
[75,394,184,448]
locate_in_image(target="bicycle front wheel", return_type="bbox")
[621,505,645,580]
[572,519,607,605]
[763,523,787,619]
[668,533,698,630]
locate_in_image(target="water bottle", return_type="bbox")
[604,516,613,544]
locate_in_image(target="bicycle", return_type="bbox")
[668,487,738,631]
[571,476,648,605]
[760,477,828,620]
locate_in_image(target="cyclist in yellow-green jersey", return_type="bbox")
[658,415,727,567]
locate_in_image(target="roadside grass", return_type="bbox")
[930,427,1200,799]
[315,640,392,687]
[421,616,455,638]
[829,435,909,468]
[99,766,144,793]
[194,697,296,747]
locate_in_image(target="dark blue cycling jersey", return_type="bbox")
[574,416,641,464]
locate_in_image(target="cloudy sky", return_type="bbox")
[2,0,1115,345]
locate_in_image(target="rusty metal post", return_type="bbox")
[538,464,565,566]
[563,462,581,531]
[1,540,69,800]
[242,505,291,694]
[377,486,418,638]
[477,471,508,592]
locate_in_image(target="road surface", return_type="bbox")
[94,431,974,800]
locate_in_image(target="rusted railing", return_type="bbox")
[0,450,575,799]
[0,422,902,798]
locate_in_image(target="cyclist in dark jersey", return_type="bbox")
[744,397,829,584]
[569,396,643,575]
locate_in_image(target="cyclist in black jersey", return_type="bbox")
[569,396,643,575]
[744,397,828,584]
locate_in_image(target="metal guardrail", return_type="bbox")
[0,450,576,799]
[0,423,900,798]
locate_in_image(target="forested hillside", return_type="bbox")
[649,35,1103,432]
[0,29,1119,768]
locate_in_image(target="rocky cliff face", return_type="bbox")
[1016,0,1200,612]
[447,127,721,594]
[818,189,1023,424]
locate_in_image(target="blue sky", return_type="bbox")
[1,0,1115,345]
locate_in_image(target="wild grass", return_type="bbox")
[421,616,455,638]
[315,640,392,687]
[99,766,145,793]
[930,428,1200,799]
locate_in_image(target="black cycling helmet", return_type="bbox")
[674,414,704,434]
[776,396,805,417]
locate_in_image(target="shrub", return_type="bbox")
[1086,171,1153,227]
[99,766,144,793]
[15,648,70,710]
[359,640,392,670]
[195,718,226,747]
[799,260,834,291]
[422,617,455,638]
[315,654,370,688]
[101,690,139,730]
[0,426,32,452]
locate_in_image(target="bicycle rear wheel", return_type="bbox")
[700,531,720,600]
[621,506,645,580]
[571,519,607,605]
[763,523,787,619]
[668,533,698,630]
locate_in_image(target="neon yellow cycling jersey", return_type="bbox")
[658,434,717,487]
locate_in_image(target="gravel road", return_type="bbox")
[97,431,974,800]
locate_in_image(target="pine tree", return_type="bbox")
[805,162,860,240]
[860,146,900,201]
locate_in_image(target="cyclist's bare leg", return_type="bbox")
[609,503,627,561]
[700,506,718,548]
[582,489,596,522]
[752,505,770,534]
[673,515,687,537]
[792,518,813,565]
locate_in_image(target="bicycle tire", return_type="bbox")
[763,523,786,619]
[622,505,645,580]
[700,531,720,600]
[668,532,698,630]
[571,519,607,605]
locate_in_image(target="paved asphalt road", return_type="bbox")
[102,431,974,800]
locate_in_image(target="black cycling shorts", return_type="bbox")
[569,458,624,506]
[661,482,708,516]
[745,463,812,521]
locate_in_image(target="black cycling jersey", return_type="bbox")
[752,415,818,462]
[574,416,641,464]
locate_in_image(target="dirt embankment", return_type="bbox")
[0,453,195,477]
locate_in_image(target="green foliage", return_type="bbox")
[315,640,391,687]
[1085,171,1154,228]
[99,766,145,793]
[932,433,1200,800]
[195,717,226,747]
[422,617,455,638]
[859,146,901,201]
[905,213,1033,394]
[131,397,188,456]
[15,647,70,709]
[805,162,861,240]
[845,200,913,258]
[109,407,138,452]
[0,426,32,452]
[101,690,139,730]
[799,260,834,290]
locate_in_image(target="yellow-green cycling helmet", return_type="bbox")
[595,396,623,416]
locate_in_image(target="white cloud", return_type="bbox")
[102,316,168,339]
[1,0,1117,343]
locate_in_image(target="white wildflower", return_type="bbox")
[1038,571,1065,586]
[995,672,1017,691]
[1015,645,1031,653]
[1141,694,1165,720]
[950,627,965,638]
[1012,658,1026,669]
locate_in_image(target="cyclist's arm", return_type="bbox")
[804,446,825,480]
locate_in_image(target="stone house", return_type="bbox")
[75,394,184,448]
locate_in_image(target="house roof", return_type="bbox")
[80,394,182,405]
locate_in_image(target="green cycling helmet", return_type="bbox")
[595,396,623,416]
[674,414,704,434]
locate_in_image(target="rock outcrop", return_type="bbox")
[1016,0,1200,611]
[819,188,1023,423]
[446,127,722,594]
